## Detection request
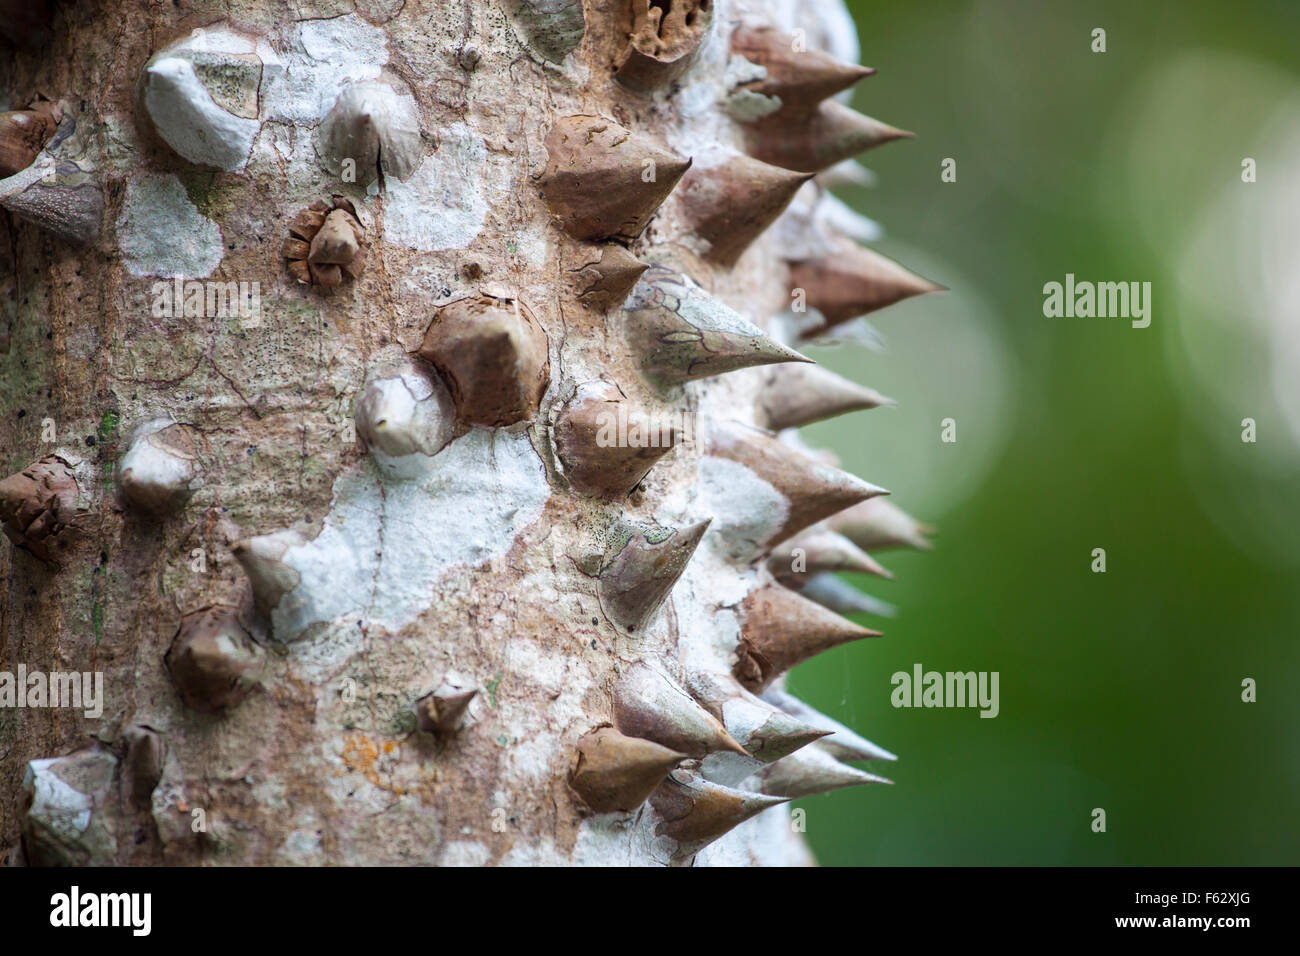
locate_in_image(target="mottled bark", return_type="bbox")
[0,0,930,866]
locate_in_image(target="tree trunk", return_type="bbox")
[0,0,934,866]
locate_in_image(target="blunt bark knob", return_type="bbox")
[117,422,200,515]
[0,111,103,244]
[284,198,367,289]
[416,295,550,427]
[0,455,84,564]
[616,0,714,92]
[316,79,422,184]
[122,725,166,805]
[355,360,455,461]
[141,28,266,171]
[164,606,266,714]
[231,528,307,626]
[21,747,120,866]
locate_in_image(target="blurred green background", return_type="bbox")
[792,0,1300,865]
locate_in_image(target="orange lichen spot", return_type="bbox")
[340,732,405,795]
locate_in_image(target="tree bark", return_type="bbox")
[0,0,930,866]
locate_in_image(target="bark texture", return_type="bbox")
[0,0,932,866]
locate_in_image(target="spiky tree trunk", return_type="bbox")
[0,0,936,866]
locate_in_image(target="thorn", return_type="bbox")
[707,422,887,548]
[685,669,830,763]
[731,25,876,111]
[791,239,943,333]
[0,109,55,178]
[567,244,649,311]
[615,663,749,757]
[164,606,266,713]
[678,153,813,267]
[624,264,811,385]
[768,529,892,580]
[414,683,478,737]
[795,572,898,618]
[539,115,691,241]
[0,455,83,564]
[826,497,935,551]
[117,422,200,515]
[570,726,685,813]
[761,685,898,762]
[616,0,713,92]
[231,528,307,620]
[760,744,892,798]
[0,112,102,244]
[756,362,893,430]
[555,381,680,497]
[735,584,881,691]
[650,770,789,857]
[748,100,912,173]
[598,517,710,632]
[317,79,421,183]
[415,294,550,426]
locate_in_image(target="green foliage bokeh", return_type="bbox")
[793,0,1300,865]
